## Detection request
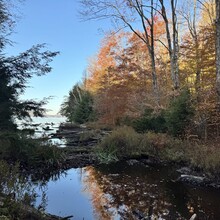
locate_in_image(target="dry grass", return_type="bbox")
[96,126,220,175]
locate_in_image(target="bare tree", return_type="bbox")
[179,0,201,95]
[158,0,180,90]
[80,0,160,105]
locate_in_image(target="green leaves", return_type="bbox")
[60,84,95,124]
[165,89,194,137]
[0,45,59,131]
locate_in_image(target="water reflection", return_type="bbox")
[35,168,94,220]
[83,164,174,220]
[35,163,220,220]
[83,163,220,220]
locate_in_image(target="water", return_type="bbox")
[35,169,94,220]
[35,162,220,220]
[19,117,220,219]
[18,116,67,147]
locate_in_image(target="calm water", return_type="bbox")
[34,163,220,220]
[22,117,220,219]
[18,116,67,146]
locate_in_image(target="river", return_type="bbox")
[24,117,220,220]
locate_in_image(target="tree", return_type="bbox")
[60,84,94,123]
[0,45,59,131]
[216,0,220,104]
[0,0,15,49]
[179,0,199,95]
[73,91,94,124]
[0,1,59,131]
[165,89,194,136]
[85,32,154,124]
[80,0,161,105]
[158,0,180,90]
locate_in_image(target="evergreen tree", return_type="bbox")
[165,89,194,137]
[73,91,94,124]
[0,1,59,131]
[60,84,95,124]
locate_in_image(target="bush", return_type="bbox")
[96,126,141,163]
[96,126,220,176]
[96,126,184,163]
[132,110,166,133]
[138,132,185,161]
[0,160,36,219]
[165,89,194,137]
[185,143,220,175]
[131,90,194,137]
[0,132,66,169]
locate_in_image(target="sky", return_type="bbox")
[5,0,110,115]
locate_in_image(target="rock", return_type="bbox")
[208,182,220,188]
[176,167,191,174]
[189,213,197,220]
[177,174,206,186]
[140,157,161,166]
[43,126,53,131]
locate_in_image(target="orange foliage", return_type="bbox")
[85,19,171,125]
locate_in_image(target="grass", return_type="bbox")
[0,131,66,170]
[185,143,220,175]
[95,126,141,162]
[0,160,35,219]
[95,126,220,176]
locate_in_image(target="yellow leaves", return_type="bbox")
[199,0,216,26]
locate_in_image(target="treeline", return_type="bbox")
[61,0,219,139]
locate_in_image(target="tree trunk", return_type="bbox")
[171,0,180,90]
[149,48,160,105]
[216,0,220,104]
[159,0,180,90]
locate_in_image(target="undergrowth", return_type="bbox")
[96,126,220,176]
[0,132,66,170]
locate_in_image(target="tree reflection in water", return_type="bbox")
[82,162,220,220]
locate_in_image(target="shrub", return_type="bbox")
[165,89,194,137]
[96,126,141,163]
[186,143,220,175]
[139,132,185,161]
[0,160,37,219]
[0,132,66,169]
[96,126,220,176]
[96,126,187,163]
[132,111,166,133]
[132,90,194,137]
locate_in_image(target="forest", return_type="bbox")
[0,0,220,219]
[62,0,220,138]
[59,0,220,173]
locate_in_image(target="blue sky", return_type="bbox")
[5,0,110,115]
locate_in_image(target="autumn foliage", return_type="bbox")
[63,0,219,139]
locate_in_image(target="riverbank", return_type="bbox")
[1,121,220,219]
[49,124,220,189]
[94,126,220,187]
